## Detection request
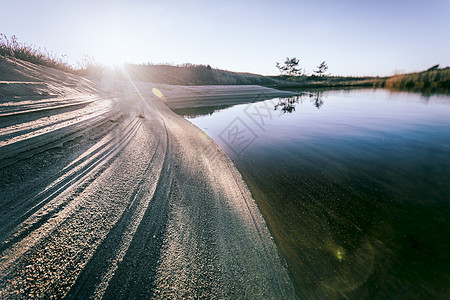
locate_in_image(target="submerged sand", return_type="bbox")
[0,57,295,299]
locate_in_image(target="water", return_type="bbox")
[175,89,450,299]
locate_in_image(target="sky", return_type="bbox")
[1,0,449,76]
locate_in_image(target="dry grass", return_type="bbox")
[379,67,450,93]
[272,75,382,89]
[0,34,73,72]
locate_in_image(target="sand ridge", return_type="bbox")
[0,57,295,299]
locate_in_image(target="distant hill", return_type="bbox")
[2,34,448,93]
[119,64,280,86]
[112,64,381,89]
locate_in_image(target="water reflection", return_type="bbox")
[274,91,323,113]
[274,96,299,113]
[310,90,324,108]
[171,104,231,118]
[179,89,450,299]
[174,91,325,118]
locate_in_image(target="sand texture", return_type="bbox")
[0,57,295,299]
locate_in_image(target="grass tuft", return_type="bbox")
[0,34,73,72]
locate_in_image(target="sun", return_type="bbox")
[84,20,142,67]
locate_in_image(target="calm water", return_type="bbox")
[176,89,450,299]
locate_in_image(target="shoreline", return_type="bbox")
[0,58,296,298]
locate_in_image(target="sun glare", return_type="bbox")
[85,20,140,67]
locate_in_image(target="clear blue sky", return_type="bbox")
[1,0,449,76]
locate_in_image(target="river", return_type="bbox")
[175,88,450,299]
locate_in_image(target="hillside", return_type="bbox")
[115,63,280,86]
[377,67,450,94]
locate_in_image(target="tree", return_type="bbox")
[276,57,302,76]
[426,64,439,71]
[314,61,328,77]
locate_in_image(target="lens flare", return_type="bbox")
[152,88,166,101]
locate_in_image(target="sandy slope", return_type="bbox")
[0,58,295,299]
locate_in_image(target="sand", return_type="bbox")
[0,57,295,299]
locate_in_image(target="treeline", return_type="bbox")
[271,75,380,89]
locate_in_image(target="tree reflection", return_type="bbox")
[274,95,300,113]
[310,91,323,109]
[274,91,324,113]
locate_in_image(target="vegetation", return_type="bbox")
[314,61,328,77]
[0,34,277,85]
[276,57,302,76]
[0,34,100,75]
[0,34,73,72]
[75,54,103,75]
[118,63,279,86]
[272,75,382,89]
[2,34,449,93]
[376,66,450,94]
